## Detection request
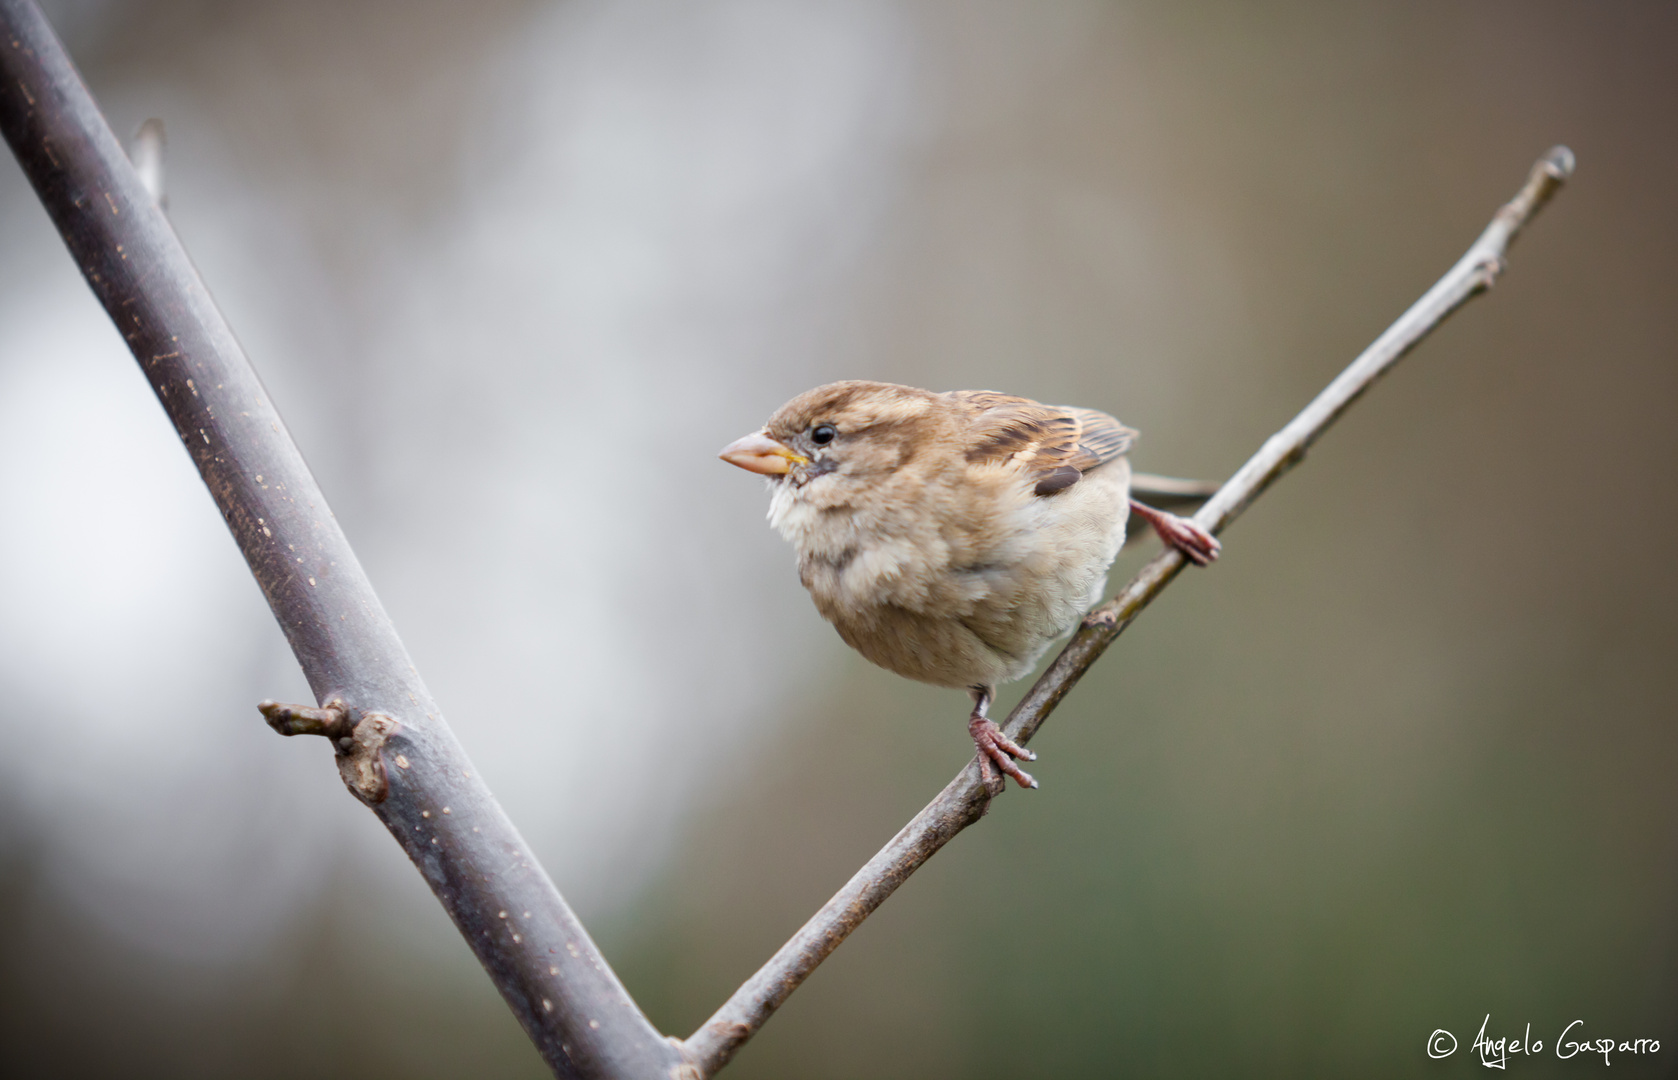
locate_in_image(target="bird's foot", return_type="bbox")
[969,712,1038,793]
[1130,500,1221,567]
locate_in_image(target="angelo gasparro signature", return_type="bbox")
[1427,1015,1661,1068]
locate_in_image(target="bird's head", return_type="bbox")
[718,381,945,509]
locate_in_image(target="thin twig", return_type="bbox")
[0,4,685,1077]
[683,146,1574,1075]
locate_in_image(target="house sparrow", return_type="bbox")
[719,381,1219,791]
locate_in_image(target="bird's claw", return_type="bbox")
[1132,500,1221,567]
[969,713,1037,792]
[1160,515,1220,566]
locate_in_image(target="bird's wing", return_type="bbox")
[946,391,1137,497]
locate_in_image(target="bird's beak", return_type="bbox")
[719,429,806,475]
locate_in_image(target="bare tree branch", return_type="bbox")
[0,4,686,1077]
[683,145,1575,1075]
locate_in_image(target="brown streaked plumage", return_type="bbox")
[719,380,1219,791]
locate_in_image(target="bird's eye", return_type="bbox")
[810,423,837,445]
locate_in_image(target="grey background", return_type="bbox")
[1,1,1674,1076]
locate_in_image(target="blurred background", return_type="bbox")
[1,0,1674,1076]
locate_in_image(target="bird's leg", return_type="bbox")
[968,685,1037,792]
[1129,499,1222,566]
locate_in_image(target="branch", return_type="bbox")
[0,4,685,1077]
[683,146,1574,1074]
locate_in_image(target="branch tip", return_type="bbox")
[258,698,349,738]
[1496,145,1574,245]
[1541,144,1576,182]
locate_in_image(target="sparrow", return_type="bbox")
[719,381,1219,792]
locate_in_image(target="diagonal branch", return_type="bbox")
[683,145,1575,1074]
[0,4,685,1077]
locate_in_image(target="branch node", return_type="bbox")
[336,711,397,805]
[257,698,397,804]
[1081,608,1118,630]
